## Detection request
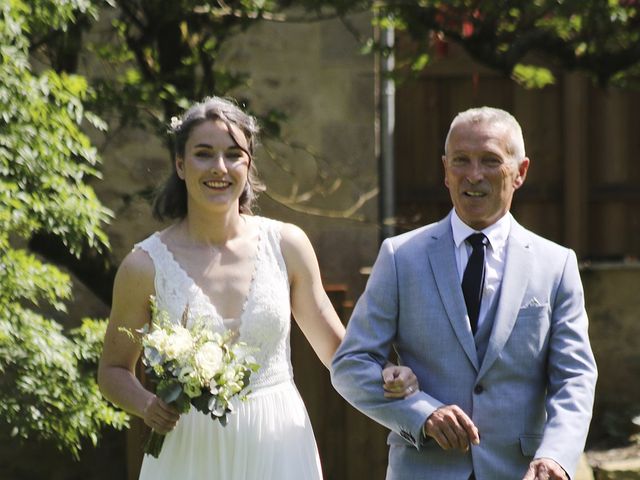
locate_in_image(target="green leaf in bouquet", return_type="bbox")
[211,398,226,417]
[190,392,211,414]
[156,379,182,404]
[143,346,162,366]
[174,392,191,414]
[239,370,252,388]
[208,396,218,414]
[144,365,164,381]
[218,412,229,427]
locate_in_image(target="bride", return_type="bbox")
[98,96,417,479]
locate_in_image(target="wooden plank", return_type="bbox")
[562,72,590,256]
[591,88,629,184]
[590,202,628,260]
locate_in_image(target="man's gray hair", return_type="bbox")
[444,107,526,164]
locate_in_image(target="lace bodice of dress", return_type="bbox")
[134,216,293,389]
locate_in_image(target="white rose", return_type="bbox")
[145,329,169,351]
[219,365,238,386]
[164,326,194,360]
[195,342,223,380]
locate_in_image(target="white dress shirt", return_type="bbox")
[450,209,512,331]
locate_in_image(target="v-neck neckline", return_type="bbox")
[154,217,264,328]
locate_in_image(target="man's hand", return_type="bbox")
[522,458,568,480]
[423,405,480,452]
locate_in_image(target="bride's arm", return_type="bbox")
[280,223,344,369]
[98,249,179,434]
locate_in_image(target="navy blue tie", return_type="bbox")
[462,233,487,334]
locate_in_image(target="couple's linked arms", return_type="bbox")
[331,238,444,447]
[281,223,417,396]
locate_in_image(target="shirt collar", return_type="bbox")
[450,209,512,251]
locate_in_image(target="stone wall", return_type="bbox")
[221,12,381,297]
[582,263,640,443]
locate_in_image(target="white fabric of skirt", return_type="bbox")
[138,380,323,480]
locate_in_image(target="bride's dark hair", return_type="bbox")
[153,96,265,220]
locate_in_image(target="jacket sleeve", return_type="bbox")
[535,249,598,477]
[331,239,444,449]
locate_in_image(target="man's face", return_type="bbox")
[442,120,529,230]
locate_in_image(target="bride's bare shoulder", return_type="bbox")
[114,246,155,297]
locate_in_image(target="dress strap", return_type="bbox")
[133,233,192,318]
[252,216,288,283]
[134,233,163,265]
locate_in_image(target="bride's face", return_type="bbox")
[176,119,250,213]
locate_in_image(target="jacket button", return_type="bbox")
[474,385,484,394]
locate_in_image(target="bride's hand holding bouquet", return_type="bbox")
[123,297,259,458]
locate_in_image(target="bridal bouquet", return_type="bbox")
[124,297,259,458]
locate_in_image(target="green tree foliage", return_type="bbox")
[82,0,640,130]
[0,0,127,458]
[368,0,640,88]
[84,0,292,132]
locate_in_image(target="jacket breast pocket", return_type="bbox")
[508,306,551,360]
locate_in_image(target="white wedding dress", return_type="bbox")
[136,216,323,479]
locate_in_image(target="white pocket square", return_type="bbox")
[521,297,546,309]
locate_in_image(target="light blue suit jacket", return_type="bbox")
[331,214,597,480]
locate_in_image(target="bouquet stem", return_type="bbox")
[144,430,166,458]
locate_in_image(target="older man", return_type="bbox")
[331,107,597,480]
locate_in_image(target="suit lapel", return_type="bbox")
[427,217,479,371]
[477,220,532,380]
